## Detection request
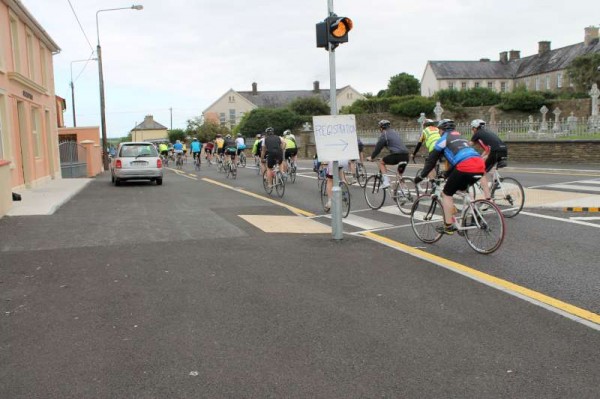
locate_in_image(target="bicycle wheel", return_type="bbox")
[410,195,444,244]
[262,170,273,194]
[356,162,367,188]
[396,177,419,215]
[275,172,285,198]
[340,182,351,218]
[240,153,246,167]
[491,177,524,218]
[232,164,237,179]
[463,200,505,254]
[289,164,297,184]
[364,175,386,210]
[226,163,232,178]
[320,178,329,211]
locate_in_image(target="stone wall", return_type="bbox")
[297,134,600,164]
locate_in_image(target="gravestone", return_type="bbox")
[552,107,562,133]
[589,83,600,132]
[539,105,549,133]
[566,112,577,132]
[434,102,444,121]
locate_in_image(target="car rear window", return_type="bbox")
[119,144,158,157]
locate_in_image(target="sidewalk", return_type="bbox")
[6,177,92,216]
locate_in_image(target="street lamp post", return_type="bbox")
[70,58,97,127]
[96,5,143,170]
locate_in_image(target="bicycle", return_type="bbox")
[263,163,285,197]
[238,151,247,168]
[254,155,262,175]
[215,153,224,173]
[286,158,297,184]
[225,156,237,179]
[193,153,201,171]
[344,160,368,188]
[175,152,183,170]
[363,163,419,215]
[410,178,506,254]
[471,163,525,218]
[315,161,327,190]
[160,154,169,167]
[320,178,351,218]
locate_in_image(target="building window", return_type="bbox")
[31,108,41,158]
[26,32,35,80]
[535,77,540,91]
[219,113,226,125]
[500,82,507,92]
[10,16,21,73]
[557,73,563,88]
[487,81,494,90]
[229,109,236,126]
[347,93,353,100]
[474,82,480,88]
[228,95,235,103]
[461,82,467,90]
[545,76,551,90]
[448,82,455,90]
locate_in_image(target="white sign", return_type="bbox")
[312,114,359,162]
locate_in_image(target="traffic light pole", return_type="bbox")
[328,0,344,240]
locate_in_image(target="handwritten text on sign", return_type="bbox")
[313,115,359,162]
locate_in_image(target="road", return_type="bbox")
[0,158,599,398]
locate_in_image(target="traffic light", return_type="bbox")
[316,15,353,49]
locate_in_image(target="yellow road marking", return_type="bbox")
[360,231,600,326]
[165,167,197,180]
[201,178,315,217]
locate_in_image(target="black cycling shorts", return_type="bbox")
[443,169,483,196]
[382,153,409,174]
[485,149,508,172]
[267,151,283,168]
[285,148,298,159]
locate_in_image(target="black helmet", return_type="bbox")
[378,120,391,129]
[437,119,455,131]
[265,127,274,134]
[423,119,436,127]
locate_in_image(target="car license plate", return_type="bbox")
[131,161,148,167]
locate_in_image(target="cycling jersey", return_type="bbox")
[470,128,506,152]
[420,130,482,177]
[158,143,168,153]
[215,138,225,149]
[224,137,237,152]
[190,141,201,153]
[284,136,297,150]
[252,139,261,155]
[173,142,183,153]
[370,128,408,159]
[421,126,441,153]
[235,137,246,149]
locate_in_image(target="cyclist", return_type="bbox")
[412,119,442,180]
[366,120,410,188]
[414,119,486,235]
[158,142,168,160]
[182,141,188,162]
[173,139,184,165]
[215,134,225,162]
[235,133,246,164]
[204,140,215,164]
[323,160,349,212]
[190,137,202,167]
[223,134,238,167]
[252,134,263,172]
[260,127,284,187]
[469,119,506,199]
[283,130,298,168]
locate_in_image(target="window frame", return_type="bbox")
[31,107,41,158]
[9,14,21,73]
[26,30,35,80]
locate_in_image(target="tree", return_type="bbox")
[386,73,420,97]
[196,121,230,142]
[236,108,302,136]
[167,129,186,143]
[288,97,330,116]
[567,53,600,91]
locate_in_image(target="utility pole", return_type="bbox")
[170,107,173,130]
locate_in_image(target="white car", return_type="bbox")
[110,142,163,186]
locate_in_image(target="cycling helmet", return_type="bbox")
[256,134,261,138]
[265,127,274,134]
[237,133,242,137]
[226,134,232,138]
[216,134,222,138]
[423,119,436,127]
[437,119,455,131]
[283,129,291,136]
[470,119,486,129]
[192,137,198,141]
[378,120,391,129]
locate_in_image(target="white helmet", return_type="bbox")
[470,119,486,129]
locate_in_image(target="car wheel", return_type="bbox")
[156,178,163,186]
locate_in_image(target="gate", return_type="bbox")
[59,141,87,178]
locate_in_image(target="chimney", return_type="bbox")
[509,50,521,61]
[499,51,508,64]
[252,82,257,95]
[584,26,599,46]
[480,58,490,62]
[144,115,153,123]
[538,41,551,55]
[313,80,320,93]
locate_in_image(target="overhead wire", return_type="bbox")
[66,0,95,52]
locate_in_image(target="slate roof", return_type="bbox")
[133,118,167,130]
[429,40,600,80]
[237,86,350,109]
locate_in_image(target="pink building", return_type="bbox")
[0,0,61,217]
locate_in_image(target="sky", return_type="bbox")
[19,0,599,138]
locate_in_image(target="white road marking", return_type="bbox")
[570,217,600,221]
[323,213,393,230]
[521,211,600,229]
[540,184,600,193]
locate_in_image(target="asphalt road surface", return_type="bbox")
[1,158,599,398]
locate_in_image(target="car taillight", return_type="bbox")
[116,160,122,169]
[157,159,162,168]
